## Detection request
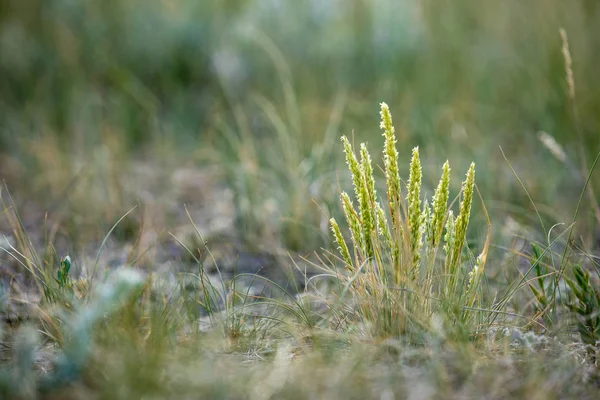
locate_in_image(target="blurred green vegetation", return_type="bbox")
[1,0,599,250]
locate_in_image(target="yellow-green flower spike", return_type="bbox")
[452,162,475,268]
[342,136,364,206]
[359,143,376,258]
[360,143,376,208]
[431,161,451,247]
[407,147,423,269]
[340,191,364,257]
[380,103,401,229]
[423,199,432,250]
[330,217,353,270]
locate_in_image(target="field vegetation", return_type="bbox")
[1,1,600,398]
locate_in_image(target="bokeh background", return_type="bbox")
[1,0,599,257]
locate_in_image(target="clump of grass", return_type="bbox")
[525,242,555,328]
[329,102,488,339]
[566,263,600,348]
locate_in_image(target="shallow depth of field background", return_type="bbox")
[1,0,599,252]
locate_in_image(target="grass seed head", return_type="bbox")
[452,162,475,268]
[407,147,423,268]
[330,217,353,270]
[380,103,401,228]
[431,161,451,247]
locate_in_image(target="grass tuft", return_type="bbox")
[329,103,488,339]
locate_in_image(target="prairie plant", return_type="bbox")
[329,103,488,339]
[566,263,600,348]
[524,242,559,329]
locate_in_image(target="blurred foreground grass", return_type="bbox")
[1,0,600,398]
